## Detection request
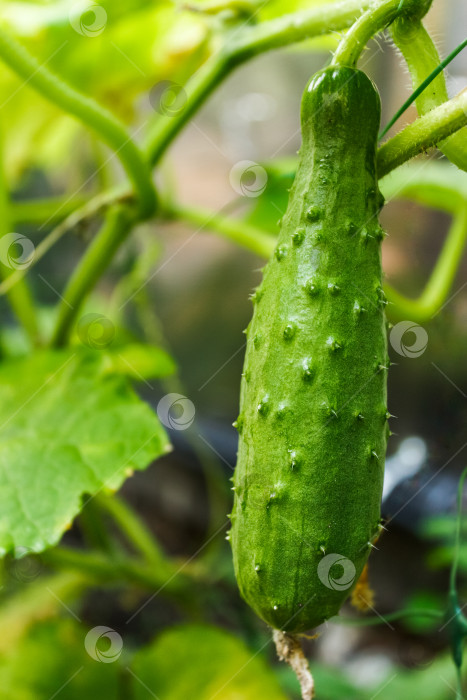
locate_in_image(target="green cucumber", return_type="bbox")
[230,66,389,633]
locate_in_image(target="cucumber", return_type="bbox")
[230,67,389,633]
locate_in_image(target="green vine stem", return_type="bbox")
[42,546,203,609]
[10,195,88,226]
[331,0,432,68]
[145,0,373,166]
[93,492,171,569]
[377,89,467,178]
[0,26,156,218]
[47,0,377,345]
[78,498,118,555]
[3,0,463,345]
[0,128,40,345]
[391,17,467,171]
[385,203,467,321]
[163,202,276,258]
[0,187,127,298]
[50,204,136,347]
[333,607,444,626]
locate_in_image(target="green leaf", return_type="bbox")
[101,344,176,382]
[130,624,288,700]
[368,655,460,700]
[399,592,444,633]
[0,617,120,700]
[244,158,294,232]
[0,348,170,554]
[379,161,467,211]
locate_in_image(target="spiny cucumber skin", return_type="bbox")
[230,68,389,634]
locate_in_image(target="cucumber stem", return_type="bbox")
[273,630,315,700]
[332,0,432,68]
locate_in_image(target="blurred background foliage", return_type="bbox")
[1,0,467,698]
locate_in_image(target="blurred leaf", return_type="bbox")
[0,0,210,178]
[0,617,120,700]
[420,515,467,571]
[244,158,294,232]
[0,348,170,554]
[130,623,288,700]
[400,592,444,633]
[420,514,459,540]
[302,665,363,699]
[379,161,467,211]
[102,343,176,381]
[0,0,340,181]
[369,655,460,700]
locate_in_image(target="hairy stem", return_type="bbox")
[0,26,156,217]
[332,0,401,67]
[332,0,432,68]
[377,90,467,178]
[390,18,467,171]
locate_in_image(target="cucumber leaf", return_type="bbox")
[0,348,170,555]
[130,623,288,700]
